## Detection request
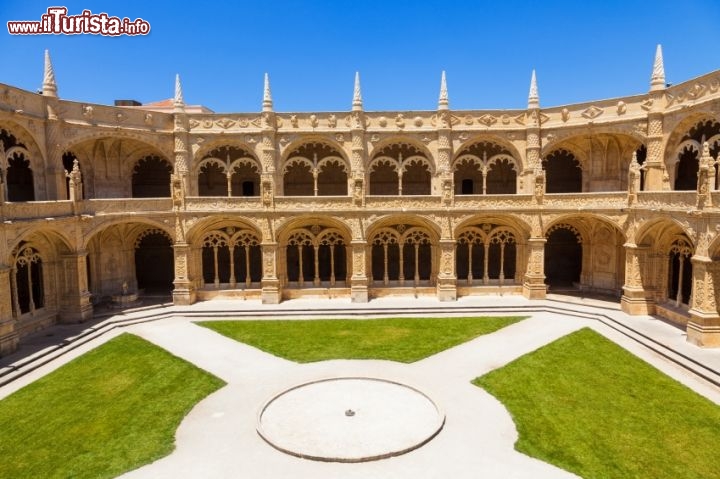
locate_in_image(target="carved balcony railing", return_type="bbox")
[364,195,442,210]
[84,198,174,215]
[636,191,699,209]
[2,200,74,220]
[273,196,354,211]
[184,196,263,211]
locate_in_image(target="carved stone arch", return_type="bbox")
[545,222,583,243]
[283,156,315,174]
[82,218,175,250]
[674,139,702,163]
[454,215,532,241]
[275,216,353,245]
[488,226,517,244]
[453,154,485,169]
[368,156,401,172]
[286,229,315,246]
[634,217,695,250]
[370,227,400,245]
[368,136,434,164]
[317,156,348,173]
[228,156,261,173]
[280,137,349,164]
[133,228,173,248]
[194,140,258,166]
[185,216,262,245]
[663,113,720,163]
[201,230,231,248]
[8,228,74,263]
[0,121,46,169]
[196,156,229,174]
[64,129,173,161]
[316,228,348,246]
[453,138,518,165]
[399,155,434,174]
[400,227,432,245]
[229,230,261,248]
[486,154,518,171]
[456,227,488,245]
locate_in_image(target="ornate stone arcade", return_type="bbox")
[1,46,720,356]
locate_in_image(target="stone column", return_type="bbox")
[261,243,281,304]
[172,243,196,305]
[350,240,369,303]
[621,244,654,315]
[0,266,18,356]
[687,257,720,347]
[643,106,666,189]
[522,237,547,299]
[436,239,457,301]
[58,251,93,323]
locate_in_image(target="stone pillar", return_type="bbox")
[0,266,18,356]
[621,244,654,315]
[261,243,281,304]
[350,111,366,207]
[687,257,720,347]
[172,243,196,305]
[436,239,457,301]
[522,237,547,299]
[58,251,93,323]
[350,240,369,303]
[643,106,666,190]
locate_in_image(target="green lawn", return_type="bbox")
[198,316,524,363]
[0,333,225,479]
[474,327,720,479]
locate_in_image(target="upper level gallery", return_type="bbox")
[0,46,719,216]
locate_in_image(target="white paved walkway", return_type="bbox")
[2,296,720,478]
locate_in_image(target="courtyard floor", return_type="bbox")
[2,295,720,478]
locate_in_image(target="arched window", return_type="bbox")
[454,142,517,195]
[132,156,172,198]
[198,162,228,196]
[370,226,432,286]
[668,238,693,306]
[456,226,517,285]
[543,150,582,193]
[368,160,399,195]
[674,120,720,191]
[201,229,262,289]
[7,153,34,201]
[282,143,348,196]
[12,244,43,315]
[369,143,431,196]
[198,146,259,197]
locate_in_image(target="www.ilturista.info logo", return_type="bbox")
[7,7,150,36]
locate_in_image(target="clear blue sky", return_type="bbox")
[2,1,720,112]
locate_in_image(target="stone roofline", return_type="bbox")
[2,66,719,134]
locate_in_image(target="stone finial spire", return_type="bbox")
[42,49,58,97]
[650,44,666,91]
[174,74,185,108]
[438,71,449,110]
[352,72,363,111]
[262,73,273,112]
[528,69,539,109]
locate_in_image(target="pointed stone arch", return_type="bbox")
[197,145,261,197]
[281,140,349,196]
[453,140,520,195]
[369,141,433,195]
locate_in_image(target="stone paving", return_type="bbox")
[2,296,720,478]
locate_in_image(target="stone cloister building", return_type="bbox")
[1,46,719,355]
